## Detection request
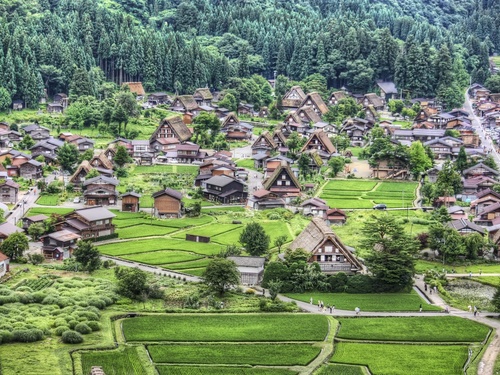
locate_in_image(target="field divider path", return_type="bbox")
[313,179,331,199]
[301,316,337,375]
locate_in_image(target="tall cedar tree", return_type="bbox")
[73,240,102,273]
[361,215,419,291]
[113,145,132,167]
[239,222,270,256]
[57,143,79,173]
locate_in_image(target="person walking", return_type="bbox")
[332,305,335,313]
[355,307,360,316]
[310,297,313,305]
[468,305,472,313]
[419,304,422,313]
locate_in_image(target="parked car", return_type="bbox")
[373,203,387,210]
[73,197,80,203]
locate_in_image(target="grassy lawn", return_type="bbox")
[36,194,60,206]
[121,250,204,265]
[285,291,441,312]
[346,147,363,158]
[415,260,500,274]
[118,224,179,239]
[201,206,246,213]
[26,207,74,216]
[122,314,328,342]
[114,215,213,230]
[156,366,297,375]
[235,158,256,170]
[331,343,468,375]
[132,165,199,174]
[174,223,243,239]
[336,316,489,342]
[472,277,500,286]
[148,343,321,366]
[80,346,149,375]
[160,258,211,270]
[98,238,224,257]
[316,364,366,375]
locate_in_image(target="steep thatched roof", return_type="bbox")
[123,82,145,96]
[289,217,362,269]
[301,129,336,154]
[151,116,192,143]
[174,95,198,111]
[296,106,322,124]
[69,160,93,184]
[194,88,213,100]
[251,131,277,150]
[282,86,306,108]
[329,91,346,102]
[90,152,114,170]
[300,92,328,115]
[364,93,384,108]
[263,160,300,191]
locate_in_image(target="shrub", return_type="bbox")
[346,275,374,293]
[74,323,92,334]
[327,272,348,293]
[12,329,44,343]
[86,321,101,332]
[68,320,79,329]
[0,330,13,343]
[61,330,84,344]
[53,318,68,328]
[55,326,70,336]
[0,294,19,305]
[87,298,106,309]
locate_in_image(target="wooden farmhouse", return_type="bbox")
[150,116,192,152]
[328,91,346,105]
[203,175,247,204]
[325,208,347,225]
[448,219,485,236]
[121,192,141,212]
[61,206,116,239]
[463,163,499,180]
[0,179,19,203]
[152,188,183,218]
[362,93,385,110]
[227,256,266,285]
[123,82,146,98]
[281,86,306,111]
[22,214,48,230]
[171,95,199,114]
[300,92,329,116]
[90,152,114,171]
[251,131,277,156]
[0,222,24,243]
[41,229,81,260]
[18,159,43,180]
[263,161,301,200]
[147,92,170,105]
[289,217,363,274]
[294,106,322,125]
[193,88,213,106]
[220,112,253,140]
[377,82,398,100]
[300,129,336,160]
[83,176,119,206]
[471,189,500,215]
[0,251,9,277]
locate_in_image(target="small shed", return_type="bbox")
[325,208,347,225]
[227,256,266,285]
[22,214,49,230]
[121,192,141,212]
[152,188,183,218]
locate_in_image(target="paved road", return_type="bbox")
[463,91,500,166]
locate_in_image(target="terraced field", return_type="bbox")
[320,180,417,209]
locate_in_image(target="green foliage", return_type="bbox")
[73,240,102,272]
[485,74,500,93]
[328,156,346,177]
[324,98,362,124]
[61,330,83,344]
[80,347,147,375]
[56,143,79,173]
[74,323,92,335]
[239,222,270,256]
[1,232,29,260]
[115,267,149,300]
[202,258,240,295]
[0,87,11,111]
[113,145,132,167]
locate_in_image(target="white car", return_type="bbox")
[73,197,80,203]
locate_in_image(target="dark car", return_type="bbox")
[373,204,387,210]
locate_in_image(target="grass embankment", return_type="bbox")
[285,290,441,312]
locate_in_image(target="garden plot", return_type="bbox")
[285,291,441,312]
[80,346,148,375]
[25,207,74,216]
[148,343,321,366]
[173,223,243,240]
[36,194,60,206]
[122,314,328,342]
[336,316,489,342]
[315,364,366,375]
[331,342,468,375]
[323,181,378,191]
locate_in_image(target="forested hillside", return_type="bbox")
[0,0,497,108]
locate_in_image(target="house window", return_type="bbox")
[277,181,282,186]
[96,220,103,225]
[281,175,286,179]
[325,246,332,252]
[285,181,290,186]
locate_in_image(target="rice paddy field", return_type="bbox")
[156,367,298,375]
[331,343,469,375]
[320,180,417,209]
[80,346,149,375]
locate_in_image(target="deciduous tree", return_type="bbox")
[239,222,270,256]
[203,258,240,295]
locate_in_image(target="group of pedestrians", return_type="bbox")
[310,298,336,314]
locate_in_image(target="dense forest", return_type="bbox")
[0,0,497,108]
